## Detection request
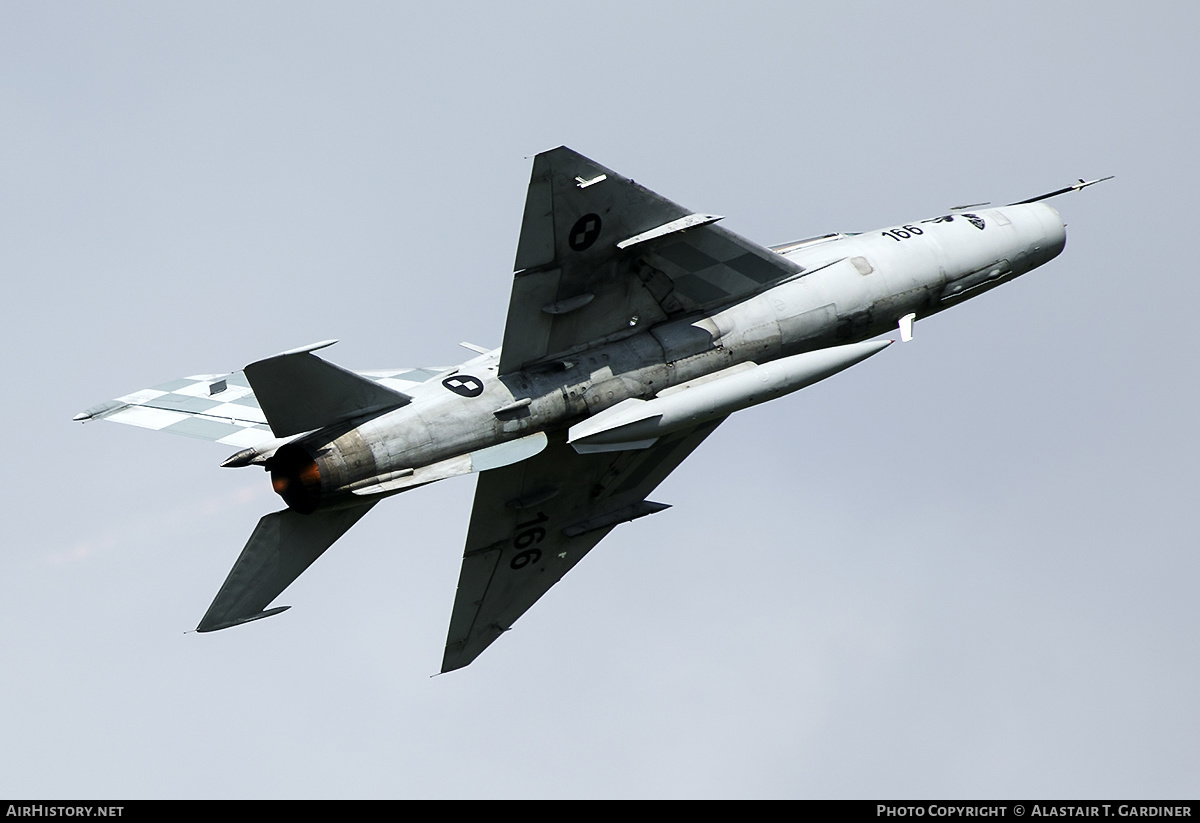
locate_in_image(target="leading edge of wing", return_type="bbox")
[440,419,724,672]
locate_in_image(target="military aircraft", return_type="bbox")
[75,147,1108,672]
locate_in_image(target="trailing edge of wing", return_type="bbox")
[196,502,376,633]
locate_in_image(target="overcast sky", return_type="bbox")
[3,1,1197,799]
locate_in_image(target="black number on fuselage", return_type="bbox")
[881,225,925,242]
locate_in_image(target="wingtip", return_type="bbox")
[72,399,124,422]
[195,605,291,633]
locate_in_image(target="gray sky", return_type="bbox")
[3,1,1197,799]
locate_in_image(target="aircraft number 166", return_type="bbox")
[509,511,548,570]
[881,225,924,242]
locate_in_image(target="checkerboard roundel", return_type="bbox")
[441,374,484,397]
[568,213,602,251]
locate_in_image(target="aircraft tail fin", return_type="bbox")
[244,341,412,437]
[196,502,376,633]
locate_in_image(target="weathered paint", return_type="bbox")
[271,202,1065,513]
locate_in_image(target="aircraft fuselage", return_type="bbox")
[270,202,1066,514]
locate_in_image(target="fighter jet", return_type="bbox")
[74,147,1107,671]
